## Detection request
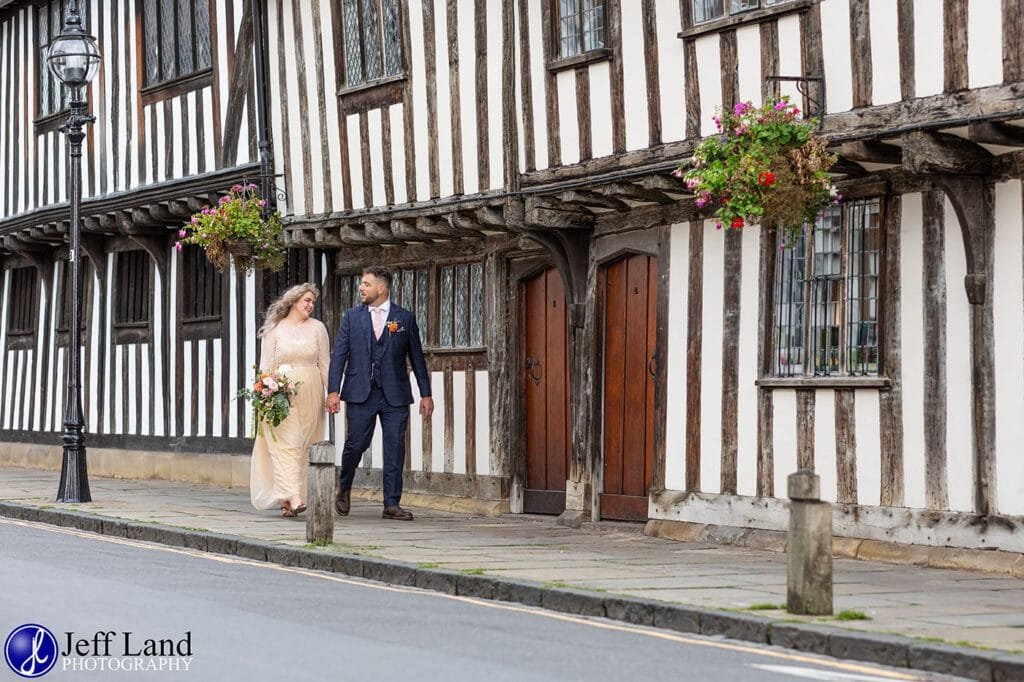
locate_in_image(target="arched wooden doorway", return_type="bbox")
[521,267,570,514]
[600,254,658,521]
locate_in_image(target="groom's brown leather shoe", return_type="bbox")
[335,488,351,516]
[382,505,413,521]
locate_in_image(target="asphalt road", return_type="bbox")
[0,519,965,681]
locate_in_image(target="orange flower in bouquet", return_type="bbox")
[237,364,301,439]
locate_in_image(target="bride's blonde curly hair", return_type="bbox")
[258,282,320,338]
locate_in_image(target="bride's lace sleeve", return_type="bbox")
[316,321,330,391]
[259,329,276,373]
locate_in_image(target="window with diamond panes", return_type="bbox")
[340,0,403,88]
[437,263,484,349]
[142,0,212,88]
[772,199,882,378]
[6,267,38,339]
[692,0,794,25]
[36,1,91,119]
[557,0,605,58]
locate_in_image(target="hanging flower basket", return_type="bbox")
[676,97,839,242]
[176,183,285,274]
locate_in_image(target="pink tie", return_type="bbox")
[372,307,384,340]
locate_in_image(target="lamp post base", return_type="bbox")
[57,439,91,503]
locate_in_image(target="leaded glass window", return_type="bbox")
[337,268,428,345]
[36,1,91,119]
[692,0,794,25]
[142,0,212,88]
[436,263,485,349]
[341,0,403,88]
[558,0,605,58]
[772,199,882,377]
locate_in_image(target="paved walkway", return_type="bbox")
[3,467,1024,672]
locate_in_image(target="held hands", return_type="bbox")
[326,392,341,414]
[419,396,435,418]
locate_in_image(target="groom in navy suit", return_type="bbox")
[326,267,434,520]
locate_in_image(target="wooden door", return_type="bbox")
[522,267,570,514]
[600,254,658,521]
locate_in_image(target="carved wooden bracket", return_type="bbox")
[902,131,993,175]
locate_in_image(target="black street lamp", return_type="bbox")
[47,1,100,503]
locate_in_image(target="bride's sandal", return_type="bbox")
[293,501,307,515]
[281,501,295,518]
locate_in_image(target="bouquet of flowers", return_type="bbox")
[676,97,838,243]
[237,364,301,439]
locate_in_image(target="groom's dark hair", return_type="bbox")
[363,266,392,290]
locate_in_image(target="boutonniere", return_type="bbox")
[385,320,403,333]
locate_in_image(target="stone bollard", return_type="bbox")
[306,441,335,544]
[786,468,833,615]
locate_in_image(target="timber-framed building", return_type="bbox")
[1,0,1023,553]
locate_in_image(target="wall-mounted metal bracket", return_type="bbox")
[763,74,825,123]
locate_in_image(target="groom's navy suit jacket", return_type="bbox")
[327,303,431,407]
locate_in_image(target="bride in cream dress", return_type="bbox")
[249,283,330,517]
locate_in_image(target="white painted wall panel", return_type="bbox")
[453,370,467,474]
[389,106,409,206]
[267,3,285,209]
[695,36,722,137]
[993,181,1024,516]
[367,107,386,208]
[737,225,760,496]
[129,343,139,434]
[854,389,882,506]
[103,255,114,434]
[700,221,724,493]
[527,0,549,171]
[656,0,685,143]
[434,3,455,198]
[431,371,445,472]
[316,2,345,213]
[0,273,7,428]
[410,371,424,470]
[457,0,479,195]
[171,97,184,178]
[346,115,365,210]
[186,92,199,177]
[665,223,688,491]
[371,419,383,469]
[556,70,580,165]
[88,269,100,434]
[736,25,761,105]
[814,389,838,503]
[589,61,613,158]
[945,196,974,513]
[620,7,648,151]
[900,193,926,508]
[245,272,257,437]
[820,0,853,113]
[202,88,216,176]
[410,0,431,201]
[153,245,164,436]
[182,342,192,437]
[967,0,1002,88]
[475,371,490,476]
[228,269,239,438]
[869,0,901,105]
[773,389,798,497]
[914,0,944,97]
[114,344,124,434]
[776,15,803,105]
[300,5,326,214]
[283,1,306,215]
[487,0,504,186]
[212,338,223,438]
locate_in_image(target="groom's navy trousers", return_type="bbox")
[338,384,409,507]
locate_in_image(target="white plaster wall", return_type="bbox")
[368,107,386,208]
[410,0,430,201]
[655,0,685,143]
[620,7,648,151]
[900,193,927,509]
[776,15,803,105]
[475,371,490,476]
[664,223,689,491]
[736,24,761,105]
[820,0,853,113]
[695,35,722,137]
[993,181,1024,516]
[736,225,760,496]
[457,0,480,195]
[869,0,901,105]
[855,389,882,506]
[556,69,580,165]
[914,0,944,97]
[527,0,549,171]
[589,61,614,158]
[968,0,1003,88]
[699,221,724,493]
[773,389,799,498]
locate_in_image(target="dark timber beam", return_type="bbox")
[363,221,403,244]
[967,121,1024,146]
[830,156,868,176]
[524,196,595,229]
[601,181,674,205]
[557,189,629,211]
[838,140,903,164]
[901,131,993,175]
[931,176,996,517]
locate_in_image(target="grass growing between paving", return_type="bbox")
[747,603,786,611]
[834,609,871,621]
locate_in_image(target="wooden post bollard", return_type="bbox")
[787,468,833,615]
[306,441,335,544]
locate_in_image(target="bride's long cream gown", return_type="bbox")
[249,319,330,510]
